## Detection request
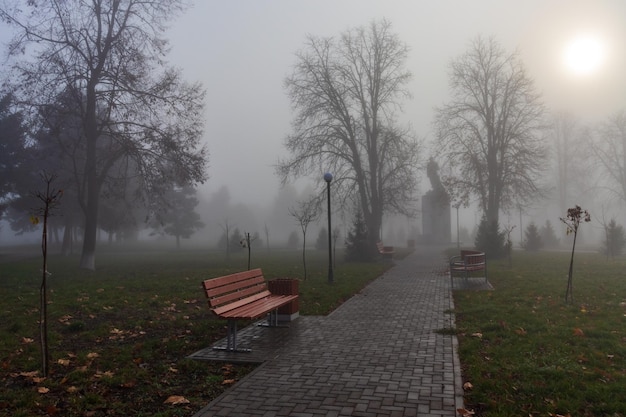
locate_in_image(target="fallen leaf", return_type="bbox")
[222,379,236,385]
[470,332,483,339]
[87,352,100,359]
[37,386,50,394]
[120,380,137,388]
[58,314,73,323]
[573,328,585,337]
[457,408,475,416]
[515,327,527,336]
[164,395,190,405]
[463,381,473,391]
[58,358,70,366]
[66,386,79,393]
[21,337,34,344]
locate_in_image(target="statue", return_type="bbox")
[422,158,451,243]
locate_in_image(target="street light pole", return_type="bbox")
[324,172,334,284]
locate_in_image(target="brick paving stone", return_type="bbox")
[190,245,469,416]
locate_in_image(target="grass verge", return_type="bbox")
[0,244,398,417]
[454,250,626,416]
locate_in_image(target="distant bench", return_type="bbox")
[201,268,299,352]
[376,241,395,260]
[449,250,487,284]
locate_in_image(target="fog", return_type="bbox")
[165,0,625,206]
[2,0,626,249]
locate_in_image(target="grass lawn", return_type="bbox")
[0,243,400,417]
[453,250,626,416]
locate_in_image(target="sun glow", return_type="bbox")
[562,34,607,77]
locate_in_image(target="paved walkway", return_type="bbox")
[190,245,468,417]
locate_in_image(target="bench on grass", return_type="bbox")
[449,250,487,284]
[376,241,395,259]
[201,268,299,352]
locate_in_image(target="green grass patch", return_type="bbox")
[454,250,626,416]
[0,244,396,417]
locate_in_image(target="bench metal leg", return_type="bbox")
[258,309,289,328]
[212,320,251,353]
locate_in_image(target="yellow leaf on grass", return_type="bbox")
[67,386,79,393]
[164,395,190,405]
[37,386,50,394]
[457,408,475,416]
[21,337,34,344]
[573,328,585,337]
[58,358,70,366]
[87,352,100,359]
[463,382,473,391]
[222,379,236,385]
[515,327,527,336]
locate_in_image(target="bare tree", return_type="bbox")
[550,112,590,215]
[289,199,320,280]
[591,111,626,204]
[435,36,547,226]
[1,0,208,270]
[278,19,421,252]
[219,219,235,261]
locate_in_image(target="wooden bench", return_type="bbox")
[376,241,395,259]
[449,250,487,286]
[201,268,299,352]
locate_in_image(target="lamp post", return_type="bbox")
[324,172,334,284]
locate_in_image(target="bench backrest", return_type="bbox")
[202,268,271,316]
[463,252,485,266]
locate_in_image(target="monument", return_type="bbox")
[421,159,451,244]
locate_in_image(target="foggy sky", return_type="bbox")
[164,0,626,207]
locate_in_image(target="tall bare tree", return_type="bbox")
[550,112,591,215]
[435,36,547,226]
[1,0,208,270]
[278,19,421,251]
[592,111,626,204]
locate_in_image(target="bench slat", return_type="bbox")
[203,268,264,291]
[206,280,267,307]
[211,289,273,316]
[219,294,299,320]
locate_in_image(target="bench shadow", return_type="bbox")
[187,316,324,364]
[451,277,493,290]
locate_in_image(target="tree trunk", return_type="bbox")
[565,230,577,304]
[61,218,73,256]
[79,139,99,270]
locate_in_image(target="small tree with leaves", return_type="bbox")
[315,227,329,251]
[601,218,626,259]
[560,205,591,304]
[345,211,374,262]
[31,172,63,377]
[474,216,506,259]
[522,222,543,251]
[540,220,560,248]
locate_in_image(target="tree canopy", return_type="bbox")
[435,36,547,226]
[1,0,208,269]
[278,19,421,251]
